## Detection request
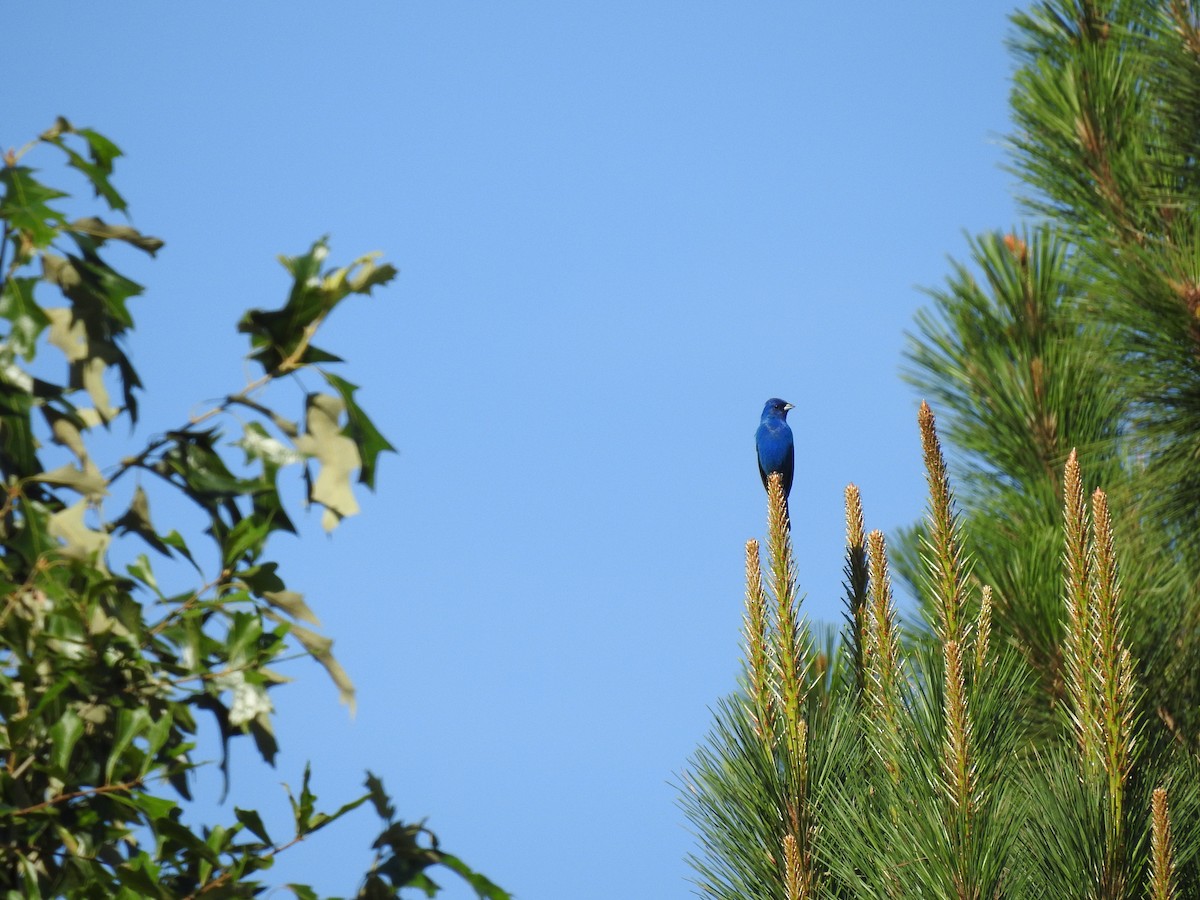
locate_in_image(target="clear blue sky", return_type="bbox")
[7,4,1020,897]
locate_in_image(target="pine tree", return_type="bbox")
[683,2,1200,896]
[905,0,1200,750]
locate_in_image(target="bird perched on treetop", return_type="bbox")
[756,398,795,520]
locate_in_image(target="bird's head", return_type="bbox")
[762,398,795,420]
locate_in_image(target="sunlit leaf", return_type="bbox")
[44,406,90,459]
[49,709,84,774]
[41,248,146,420]
[0,276,50,360]
[143,709,173,759]
[262,589,320,627]
[105,706,152,782]
[48,499,111,566]
[44,305,88,362]
[321,372,395,490]
[294,393,361,531]
[126,552,160,595]
[67,217,163,257]
[31,462,107,499]
[287,621,356,713]
[43,306,120,421]
[236,421,303,468]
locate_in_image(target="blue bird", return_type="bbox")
[756,398,795,519]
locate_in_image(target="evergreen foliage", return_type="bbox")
[684,1,1200,896]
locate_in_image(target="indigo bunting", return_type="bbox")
[756,398,795,518]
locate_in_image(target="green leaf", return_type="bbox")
[0,385,40,476]
[74,125,120,167]
[238,561,287,593]
[114,856,163,897]
[39,119,127,212]
[205,823,232,854]
[321,373,395,490]
[0,166,67,249]
[105,706,152,782]
[234,807,273,844]
[239,239,332,374]
[239,239,396,375]
[42,305,120,422]
[437,853,512,900]
[225,609,264,661]
[49,709,84,773]
[247,710,279,766]
[159,529,199,569]
[365,771,395,822]
[176,430,259,494]
[47,245,144,331]
[373,821,441,885]
[301,790,371,839]
[288,763,317,834]
[0,277,51,360]
[126,553,161,596]
[158,812,217,855]
[133,793,177,822]
[112,486,174,560]
[28,676,73,721]
[40,245,147,421]
[327,792,371,825]
[58,143,127,212]
[223,513,273,567]
[143,710,173,759]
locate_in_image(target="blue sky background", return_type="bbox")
[7,4,1021,897]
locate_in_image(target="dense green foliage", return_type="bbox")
[0,119,507,899]
[902,0,1200,751]
[683,1,1200,897]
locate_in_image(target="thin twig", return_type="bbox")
[182,833,306,900]
[12,778,144,817]
[107,306,327,488]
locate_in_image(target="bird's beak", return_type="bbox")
[784,403,795,412]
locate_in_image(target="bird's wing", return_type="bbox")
[755,425,770,488]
